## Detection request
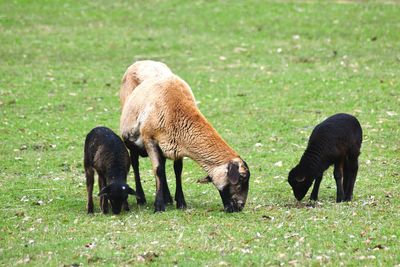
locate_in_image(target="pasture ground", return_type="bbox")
[1,0,399,266]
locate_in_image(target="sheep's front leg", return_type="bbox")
[98,174,109,214]
[123,200,130,211]
[162,178,173,205]
[310,175,322,201]
[174,159,187,209]
[333,163,345,203]
[85,167,94,213]
[130,150,146,205]
[145,141,167,212]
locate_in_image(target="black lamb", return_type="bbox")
[288,113,362,202]
[84,126,136,214]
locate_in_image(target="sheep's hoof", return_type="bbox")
[137,197,147,205]
[306,201,316,208]
[176,201,187,210]
[154,201,166,212]
[336,197,344,203]
[344,196,353,202]
[164,194,173,205]
[224,204,240,213]
[87,204,94,214]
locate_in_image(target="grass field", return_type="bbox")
[1,0,399,266]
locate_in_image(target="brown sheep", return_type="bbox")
[120,75,250,212]
[119,60,195,208]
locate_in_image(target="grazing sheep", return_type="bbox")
[120,60,194,208]
[84,126,136,214]
[288,113,362,202]
[120,75,250,212]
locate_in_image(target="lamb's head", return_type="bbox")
[99,183,136,214]
[288,165,313,201]
[211,158,250,212]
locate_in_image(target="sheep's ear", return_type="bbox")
[227,161,240,185]
[295,176,306,182]
[289,166,304,182]
[98,185,111,197]
[126,185,136,195]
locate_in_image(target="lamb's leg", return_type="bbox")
[85,167,94,213]
[174,159,187,209]
[145,141,167,212]
[123,200,130,211]
[98,175,109,214]
[130,150,146,205]
[344,156,359,201]
[343,158,350,197]
[333,162,345,203]
[310,175,322,201]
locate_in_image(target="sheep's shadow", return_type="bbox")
[78,193,226,216]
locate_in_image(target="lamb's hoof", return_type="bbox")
[306,201,315,208]
[87,205,94,214]
[176,201,187,210]
[224,204,241,213]
[343,196,352,202]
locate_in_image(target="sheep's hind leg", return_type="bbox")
[333,162,345,203]
[145,141,167,212]
[174,159,187,209]
[344,156,359,201]
[85,167,95,213]
[130,150,146,205]
[343,159,350,199]
[310,175,322,201]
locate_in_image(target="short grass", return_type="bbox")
[1,0,399,266]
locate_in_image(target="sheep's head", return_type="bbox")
[288,166,313,201]
[99,183,136,214]
[211,158,250,212]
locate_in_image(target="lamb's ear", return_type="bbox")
[227,161,240,185]
[98,185,111,197]
[126,185,136,195]
[289,166,305,182]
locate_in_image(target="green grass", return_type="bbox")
[1,0,399,265]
